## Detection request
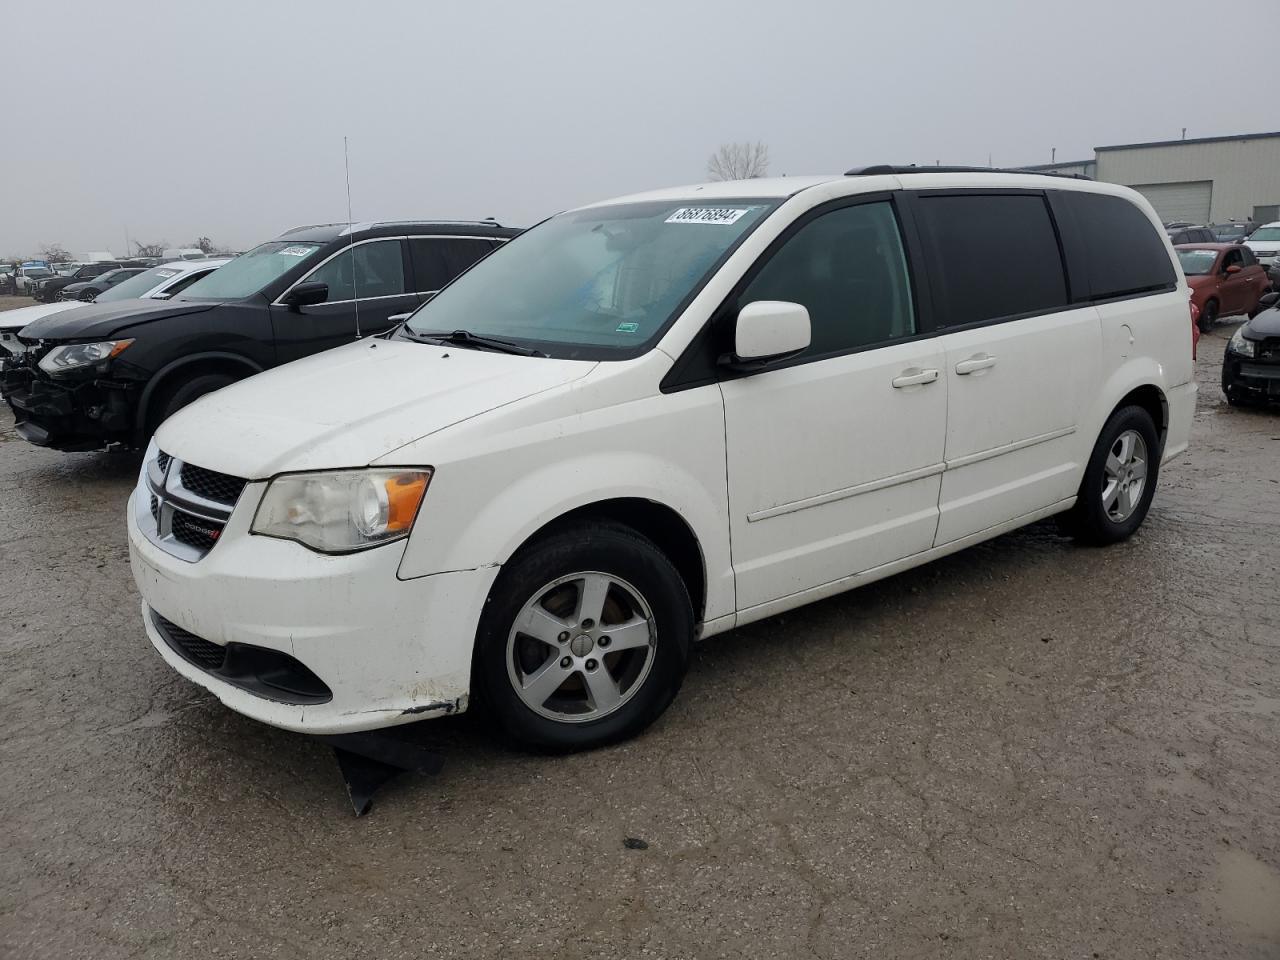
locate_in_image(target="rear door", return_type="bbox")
[408,236,497,304]
[1218,246,1257,314]
[272,238,418,362]
[720,195,948,612]
[907,190,1100,545]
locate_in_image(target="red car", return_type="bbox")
[1175,243,1269,332]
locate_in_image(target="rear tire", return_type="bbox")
[1058,405,1161,546]
[1198,298,1218,333]
[473,521,692,752]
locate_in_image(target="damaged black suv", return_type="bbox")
[1,220,517,450]
[1223,291,1280,406]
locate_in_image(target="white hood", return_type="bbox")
[155,338,596,478]
[0,300,82,332]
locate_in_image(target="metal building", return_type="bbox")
[1022,131,1280,225]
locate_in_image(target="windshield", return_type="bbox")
[25,268,53,279]
[94,266,179,302]
[404,199,778,358]
[1248,227,1280,241]
[1177,249,1218,276]
[178,241,321,300]
[1212,225,1246,240]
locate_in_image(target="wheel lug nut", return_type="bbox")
[582,618,595,630]
[560,657,572,668]
[599,636,611,647]
[585,659,598,670]
[558,631,569,643]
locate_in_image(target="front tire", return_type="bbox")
[1058,405,1161,545]
[474,522,692,752]
[149,373,236,437]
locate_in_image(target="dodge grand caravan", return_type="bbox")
[129,170,1196,751]
[2,220,517,450]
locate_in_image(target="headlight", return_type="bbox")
[1228,328,1256,357]
[37,339,133,375]
[251,468,432,553]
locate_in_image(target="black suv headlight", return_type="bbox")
[1228,328,1256,358]
[37,339,135,375]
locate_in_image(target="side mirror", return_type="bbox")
[387,312,412,325]
[1226,264,1243,274]
[283,280,329,311]
[720,300,811,371]
[1257,291,1280,310]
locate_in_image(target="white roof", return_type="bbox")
[579,176,838,209]
[576,171,1133,213]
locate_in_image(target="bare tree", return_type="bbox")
[706,141,770,181]
[133,240,167,258]
[37,242,72,263]
[192,236,215,255]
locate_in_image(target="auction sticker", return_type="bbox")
[278,245,316,257]
[665,207,751,225]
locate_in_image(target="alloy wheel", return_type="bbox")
[506,571,656,723]
[1101,428,1148,522]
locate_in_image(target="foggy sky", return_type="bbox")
[3,0,1277,258]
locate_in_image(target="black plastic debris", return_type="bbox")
[623,837,649,850]
[321,732,444,816]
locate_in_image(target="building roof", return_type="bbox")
[1096,130,1280,152]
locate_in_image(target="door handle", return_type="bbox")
[955,354,997,375]
[891,368,939,388]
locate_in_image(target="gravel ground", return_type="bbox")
[1,325,1277,959]
[0,295,36,312]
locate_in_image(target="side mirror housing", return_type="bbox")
[387,312,412,325]
[1226,264,1243,274]
[1257,291,1280,311]
[720,301,811,371]
[283,280,329,311]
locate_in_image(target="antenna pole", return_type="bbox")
[345,135,361,339]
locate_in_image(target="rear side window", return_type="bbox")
[410,238,494,292]
[306,239,406,301]
[1059,191,1177,300]
[915,194,1067,327]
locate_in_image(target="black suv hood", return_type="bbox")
[1245,307,1280,338]
[19,298,218,341]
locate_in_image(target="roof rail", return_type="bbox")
[338,218,505,236]
[845,164,1092,181]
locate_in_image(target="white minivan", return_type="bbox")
[128,169,1196,750]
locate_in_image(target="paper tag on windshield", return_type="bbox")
[278,245,313,257]
[665,207,750,225]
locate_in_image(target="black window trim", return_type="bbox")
[661,191,934,392]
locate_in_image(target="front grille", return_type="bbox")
[180,462,248,506]
[153,612,227,670]
[136,450,247,562]
[1257,338,1280,363]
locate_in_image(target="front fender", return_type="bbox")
[395,386,734,623]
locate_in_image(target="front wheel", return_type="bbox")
[474,522,692,752]
[1058,405,1161,545]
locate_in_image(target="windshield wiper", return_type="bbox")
[404,328,547,357]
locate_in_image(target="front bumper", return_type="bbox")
[1222,346,1280,400]
[0,355,136,449]
[127,481,498,733]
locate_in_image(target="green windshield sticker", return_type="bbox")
[616,321,640,333]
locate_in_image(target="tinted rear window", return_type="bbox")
[915,193,1067,327]
[1060,192,1176,300]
